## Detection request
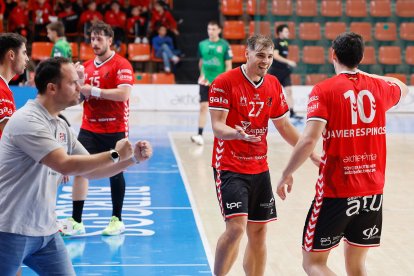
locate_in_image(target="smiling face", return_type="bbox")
[245,45,274,80]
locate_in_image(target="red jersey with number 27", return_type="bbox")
[0,76,16,139]
[307,72,402,198]
[82,53,134,134]
[209,66,289,174]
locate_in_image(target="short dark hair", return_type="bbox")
[47,21,65,37]
[247,34,274,52]
[276,24,288,35]
[208,21,221,29]
[90,20,114,39]
[332,32,364,68]
[0,33,27,64]
[34,57,70,95]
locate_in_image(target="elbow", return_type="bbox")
[56,165,75,176]
[301,136,317,148]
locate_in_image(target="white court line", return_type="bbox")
[168,133,214,273]
[24,264,208,268]
[124,170,179,174]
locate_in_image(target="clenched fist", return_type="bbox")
[115,138,133,161]
[134,140,153,163]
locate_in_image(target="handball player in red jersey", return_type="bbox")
[0,33,28,138]
[60,21,138,237]
[277,32,409,275]
[209,34,320,276]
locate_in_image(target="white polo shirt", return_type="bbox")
[0,99,88,236]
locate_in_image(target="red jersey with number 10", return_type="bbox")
[82,53,134,134]
[307,72,402,198]
[209,66,289,174]
[0,76,16,139]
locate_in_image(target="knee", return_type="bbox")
[345,261,366,276]
[246,225,267,242]
[302,258,325,275]
[225,223,246,241]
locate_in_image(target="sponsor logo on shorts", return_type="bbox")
[260,197,275,208]
[226,202,242,209]
[320,237,332,246]
[363,225,380,240]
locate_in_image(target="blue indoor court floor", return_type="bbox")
[22,111,213,276]
[21,110,414,276]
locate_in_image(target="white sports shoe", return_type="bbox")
[191,135,204,145]
[58,217,86,236]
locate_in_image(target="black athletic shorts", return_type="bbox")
[78,129,126,154]
[302,194,383,252]
[269,69,292,87]
[199,84,209,103]
[213,169,277,222]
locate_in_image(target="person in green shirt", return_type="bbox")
[191,21,232,146]
[47,21,72,60]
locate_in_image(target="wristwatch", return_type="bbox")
[109,149,120,163]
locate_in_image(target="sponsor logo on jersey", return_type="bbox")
[210,97,229,105]
[308,95,319,104]
[240,96,247,106]
[117,69,132,75]
[241,121,251,129]
[211,84,225,94]
[246,126,268,136]
[253,93,260,100]
[119,74,133,81]
[0,106,13,116]
[324,126,386,139]
[308,103,319,113]
[266,97,273,106]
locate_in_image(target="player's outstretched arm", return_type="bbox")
[41,138,134,178]
[276,120,325,199]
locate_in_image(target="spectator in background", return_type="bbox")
[150,0,178,46]
[7,0,30,38]
[104,1,126,51]
[58,2,80,37]
[0,0,5,25]
[47,21,72,60]
[152,25,180,73]
[79,1,103,42]
[32,0,54,41]
[126,6,149,43]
